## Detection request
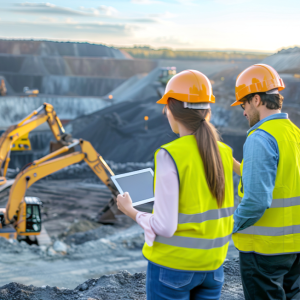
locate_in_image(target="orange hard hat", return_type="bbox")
[157,70,215,105]
[231,64,285,107]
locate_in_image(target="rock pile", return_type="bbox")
[262,46,300,74]
[63,225,118,245]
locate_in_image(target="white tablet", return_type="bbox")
[111,168,154,206]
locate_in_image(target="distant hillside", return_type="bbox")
[0,39,127,58]
[118,46,269,61]
[262,47,300,74]
[0,40,157,96]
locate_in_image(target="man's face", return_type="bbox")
[243,98,260,128]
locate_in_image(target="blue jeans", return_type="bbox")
[146,262,224,300]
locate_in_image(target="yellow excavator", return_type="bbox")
[0,103,73,198]
[0,138,118,239]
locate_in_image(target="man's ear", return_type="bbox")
[253,94,261,107]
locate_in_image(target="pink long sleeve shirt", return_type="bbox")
[136,149,179,246]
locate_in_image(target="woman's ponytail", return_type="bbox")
[168,99,225,208]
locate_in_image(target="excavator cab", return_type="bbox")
[16,197,42,235]
[158,67,176,85]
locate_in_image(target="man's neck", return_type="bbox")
[259,109,281,121]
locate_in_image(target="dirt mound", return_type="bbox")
[66,65,248,163]
[63,225,118,245]
[0,237,43,255]
[0,259,243,300]
[63,220,102,236]
[0,40,157,96]
[262,47,300,74]
[0,40,127,58]
[68,96,177,163]
[0,271,146,300]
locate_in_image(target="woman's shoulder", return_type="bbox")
[160,135,195,150]
[217,141,233,157]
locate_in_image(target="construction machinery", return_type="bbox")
[0,103,73,198]
[23,86,39,97]
[156,67,177,98]
[158,67,177,86]
[0,138,118,240]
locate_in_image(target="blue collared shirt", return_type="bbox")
[233,113,288,233]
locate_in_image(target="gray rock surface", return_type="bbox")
[0,259,243,300]
[0,96,110,127]
[53,240,68,253]
[262,47,300,74]
[0,39,157,96]
[63,225,118,245]
[0,40,128,58]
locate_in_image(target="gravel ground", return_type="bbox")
[62,225,118,245]
[0,259,243,300]
[0,178,241,299]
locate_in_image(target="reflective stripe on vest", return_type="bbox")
[178,206,234,224]
[142,135,234,271]
[238,225,300,236]
[233,118,300,255]
[270,196,300,208]
[156,233,232,249]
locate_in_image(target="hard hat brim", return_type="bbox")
[231,100,243,107]
[157,92,215,105]
[157,95,168,104]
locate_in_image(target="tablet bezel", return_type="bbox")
[111,168,154,207]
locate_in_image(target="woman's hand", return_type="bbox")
[117,192,139,221]
[233,157,241,176]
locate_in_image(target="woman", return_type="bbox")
[117,70,240,300]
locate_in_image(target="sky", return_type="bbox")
[0,0,299,52]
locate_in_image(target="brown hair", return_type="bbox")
[167,98,225,208]
[245,92,284,110]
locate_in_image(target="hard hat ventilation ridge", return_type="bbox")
[183,102,211,110]
[266,88,279,95]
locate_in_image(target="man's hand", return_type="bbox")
[233,157,241,176]
[116,192,138,221]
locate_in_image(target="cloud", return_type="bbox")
[153,36,192,46]
[65,18,78,24]
[12,3,120,17]
[131,0,162,4]
[176,0,196,5]
[39,16,57,23]
[10,3,155,23]
[13,2,94,16]
[1,19,138,37]
[148,11,176,19]
[7,2,159,26]
[98,5,118,16]
[214,0,250,4]
[78,5,118,17]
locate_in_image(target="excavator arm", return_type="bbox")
[0,103,72,178]
[3,139,118,235]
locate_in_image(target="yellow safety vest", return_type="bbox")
[232,118,300,255]
[142,135,234,271]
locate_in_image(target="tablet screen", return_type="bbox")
[112,169,154,205]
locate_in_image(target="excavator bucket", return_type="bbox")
[96,197,153,224]
[49,140,75,154]
[49,133,76,154]
[96,198,119,224]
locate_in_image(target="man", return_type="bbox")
[0,79,7,96]
[231,64,300,300]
